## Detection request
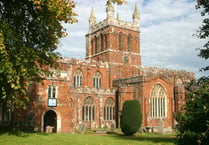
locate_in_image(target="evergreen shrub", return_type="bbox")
[120,100,142,136]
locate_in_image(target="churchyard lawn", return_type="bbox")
[0,131,175,145]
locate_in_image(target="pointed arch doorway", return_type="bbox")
[43,110,57,133]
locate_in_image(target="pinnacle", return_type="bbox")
[106,0,114,11]
[133,4,139,19]
[89,7,96,20]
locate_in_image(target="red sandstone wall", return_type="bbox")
[141,77,174,129]
[32,80,72,132]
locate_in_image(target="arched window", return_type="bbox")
[104,98,115,121]
[93,72,101,89]
[105,34,108,50]
[74,69,82,87]
[128,34,131,51]
[101,33,104,52]
[150,84,167,118]
[95,36,97,54]
[48,86,56,98]
[118,32,122,50]
[82,97,95,121]
[91,40,94,55]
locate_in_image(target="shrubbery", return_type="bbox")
[174,79,209,145]
[120,100,142,136]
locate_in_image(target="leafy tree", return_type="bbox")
[174,1,209,144]
[174,81,209,145]
[0,0,77,109]
[111,0,127,4]
[120,100,142,136]
[0,0,126,109]
[196,0,209,71]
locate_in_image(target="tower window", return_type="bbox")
[101,33,104,52]
[91,40,94,55]
[128,35,131,51]
[119,33,122,50]
[95,36,97,54]
[105,34,108,50]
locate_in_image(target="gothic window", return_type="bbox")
[74,69,83,87]
[48,86,56,98]
[95,36,97,54]
[82,97,95,121]
[119,32,122,50]
[150,84,167,118]
[101,33,104,52]
[104,98,115,121]
[91,40,94,55]
[128,34,131,51]
[105,34,108,50]
[93,71,101,89]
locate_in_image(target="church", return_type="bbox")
[5,1,194,133]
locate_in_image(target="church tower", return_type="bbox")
[86,1,141,67]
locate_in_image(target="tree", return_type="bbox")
[0,0,126,109]
[174,81,209,145]
[0,0,77,109]
[174,2,209,144]
[111,0,127,5]
[120,100,142,136]
[196,0,209,72]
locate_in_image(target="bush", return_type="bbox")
[174,79,209,145]
[120,100,142,136]
[176,131,202,145]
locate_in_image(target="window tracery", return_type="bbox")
[74,69,83,87]
[82,97,95,121]
[104,98,115,121]
[150,84,167,118]
[93,72,101,88]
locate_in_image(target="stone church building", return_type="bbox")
[1,2,194,133]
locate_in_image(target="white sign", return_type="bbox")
[48,98,57,107]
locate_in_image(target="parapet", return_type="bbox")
[89,18,140,34]
[142,66,195,81]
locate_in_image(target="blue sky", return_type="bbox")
[57,0,208,78]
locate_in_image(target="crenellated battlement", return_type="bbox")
[89,2,140,34]
[58,57,109,68]
[142,66,195,81]
[89,18,139,34]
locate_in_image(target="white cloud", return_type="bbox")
[57,0,208,78]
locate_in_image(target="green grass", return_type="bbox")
[0,131,176,145]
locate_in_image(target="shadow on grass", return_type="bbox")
[6,131,50,138]
[0,128,49,138]
[112,133,176,144]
